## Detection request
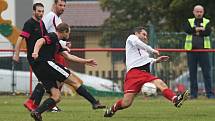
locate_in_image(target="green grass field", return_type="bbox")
[0,95,215,121]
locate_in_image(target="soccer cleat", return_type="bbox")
[104,107,115,117]
[31,111,42,121]
[23,99,37,111]
[47,106,62,112]
[174,90,189,108]
[92,100,106,109]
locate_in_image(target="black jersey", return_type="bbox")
[20,17,47,64]
[35,32,65,62]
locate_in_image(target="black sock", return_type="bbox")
[30,83,45,105]
[35,98,56,114]
[29,83,45,105]
[76,85,97,105]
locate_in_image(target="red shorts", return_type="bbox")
[55,54,68,67]
[123,68,159,94]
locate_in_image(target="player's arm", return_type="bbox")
[154,56,169,63]
[12,36,26,62]
[59,40,71,52]
[32,38,46,59]
[13,21,31,62]
[133,38,159,55]
[60,51,97,67]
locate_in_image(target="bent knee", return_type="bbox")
[152,79,168,91]
[52,94,61,103]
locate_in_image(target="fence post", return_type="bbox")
[12,46,16,95]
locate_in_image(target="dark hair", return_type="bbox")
[54,0,67,4]
[132,26,146,34]
[56,23,70,33]
[33,3,44,11]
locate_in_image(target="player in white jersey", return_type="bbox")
[104,26,189,117]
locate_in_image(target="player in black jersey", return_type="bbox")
[13,3,47,111]
[30,23,105,121]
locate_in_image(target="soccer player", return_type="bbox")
[42,0,105,112]
[30,23,100,121]
[104,26,189,117]
[13,3,47,111]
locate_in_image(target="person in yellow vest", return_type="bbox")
[184,5,215,99]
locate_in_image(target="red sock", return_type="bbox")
[112,99,123,112]
[162,88,177,102]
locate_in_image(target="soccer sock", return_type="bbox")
[31,83,45,106]
[112,99,123,112]
[162,88,177,102]
[29,83,44,100]
[76,85,97,105]
[35,98,56,114]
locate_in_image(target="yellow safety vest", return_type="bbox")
[184,18,211,50]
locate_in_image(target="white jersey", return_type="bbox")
[42,11,66,48]
[125,35,156,72]
[42,11,62,33]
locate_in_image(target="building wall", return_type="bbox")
[15,0,33,29]
[83,31,125,81]
[2,0,15,25]
[84,32,112,76]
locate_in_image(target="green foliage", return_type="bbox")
[100,0,215,31]
[99,0,215,67]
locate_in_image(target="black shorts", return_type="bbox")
[32,60,70,91]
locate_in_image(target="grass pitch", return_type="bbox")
[0,95,215,121]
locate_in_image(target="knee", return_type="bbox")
[152,79,168,92]
[50,89,61,103]
[66,76,81,89]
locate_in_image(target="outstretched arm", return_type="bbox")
[133,38,160,56]
[13,36,25,62]
[154,56,169,63]
[32,38,46,59]
[61,51,97,67]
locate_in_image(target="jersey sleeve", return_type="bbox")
[58,44,66,53]
[132,37,155,54]
[20,21,31,39]
[43,35,52,45]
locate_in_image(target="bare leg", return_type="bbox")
[104,93,136,117]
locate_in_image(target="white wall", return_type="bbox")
[2,0,16,25]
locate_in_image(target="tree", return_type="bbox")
[99,0,215,46]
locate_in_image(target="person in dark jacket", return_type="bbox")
[183,5,215,99]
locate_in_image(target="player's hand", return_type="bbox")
[85,59,97,67]
[12,55,19,62]
[153,50,160,56]
[65,46,71,52]
[32,53,39,60]
[155,56,169,63]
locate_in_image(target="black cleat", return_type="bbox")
[104,107,115,117]
[174,90,189,108]
[31,111,42,121]
[92,100,106,109]
[47,106,62,112]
